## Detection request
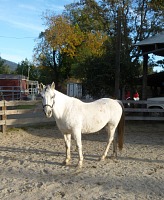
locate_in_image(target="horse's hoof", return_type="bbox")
[63,159,70,166]
[99,156,105,161]
[77,161,83,168]
[77,164,82,169]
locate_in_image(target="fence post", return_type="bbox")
[1,100,6,133]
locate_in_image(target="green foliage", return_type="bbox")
[45,15,84,58]
[33,32,65,86]
[149,0,164,10]
[34,12,107,87]
[64,0,106,32]
[82,56,115,98]
[0,57,11,74]
[15,58,39,81]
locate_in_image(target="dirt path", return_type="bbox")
[0,121,163,200]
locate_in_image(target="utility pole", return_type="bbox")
[28,67,30,80]
[114,8,121,99]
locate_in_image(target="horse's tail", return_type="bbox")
[117,100,125,150]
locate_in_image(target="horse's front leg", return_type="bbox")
[73,130,83,168]
[63,134,71,165]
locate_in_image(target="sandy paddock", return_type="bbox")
[0,121,163,200]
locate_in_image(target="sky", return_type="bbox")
[0,0,74,63]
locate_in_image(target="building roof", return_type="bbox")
[135,31,164,56]
[136,32,164,46]
[0,74,26,80]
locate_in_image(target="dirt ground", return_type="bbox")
[0,121,163,200]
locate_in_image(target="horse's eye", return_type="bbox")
[51,95,55,99]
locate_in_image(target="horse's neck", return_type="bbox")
[54,90,69,101]
[53,90,71,119]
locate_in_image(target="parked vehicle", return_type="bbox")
[147,97,164,117]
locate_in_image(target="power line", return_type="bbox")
[0,35,36,39]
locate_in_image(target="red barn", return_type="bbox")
[0,74,38,100]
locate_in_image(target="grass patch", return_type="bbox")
[16,105,37,109]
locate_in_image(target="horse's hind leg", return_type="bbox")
[100,124,116,161]
[63,134,71,165]
[73,130,83,168]
[112,135,117,158]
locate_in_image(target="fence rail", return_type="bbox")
[0,100,164,133]
[122,100,164,121]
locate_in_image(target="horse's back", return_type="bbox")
[79,98,123,133]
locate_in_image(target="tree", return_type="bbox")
[64,0,134,96]
[130,0,164,57]
[45,15,84,58]
[149,0,164,11]
[34,31,76,86]
[15,59,39,81]
[64,0,106,32]
[44,14,107,59]
[100,0,163,88]
[0,57,11,74]
[34,13,107,86]
[33,0,164,97]
[34,32,59,85]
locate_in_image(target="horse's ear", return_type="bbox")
[39,83,45,92]
[51,82,55,90]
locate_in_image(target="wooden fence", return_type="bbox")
[0,100,164,133]
[122,100,164,121]
[0,100,55,133]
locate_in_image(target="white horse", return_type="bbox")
[39,82,125,167]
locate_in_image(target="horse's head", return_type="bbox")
[39,82,55,118]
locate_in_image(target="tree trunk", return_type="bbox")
[115,8,121,99]
[53,50,59,89]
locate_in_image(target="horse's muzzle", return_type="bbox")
[45,111,52,118]
[43,108,52,118]
[43,104,53,118]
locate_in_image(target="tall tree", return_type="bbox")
[15,59,39,81]
[64,0,106,32]
[34,13,107,86]
[34,32,60,85]
[0,57,11,74]
[45,15,84,58]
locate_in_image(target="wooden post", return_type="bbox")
[142,54,148,100]
[1,100,7,133]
